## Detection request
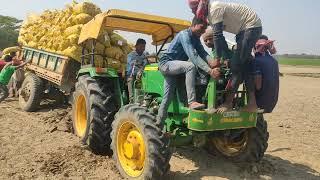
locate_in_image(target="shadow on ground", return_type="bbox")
[168,147,320,180]
[37,99,70,112]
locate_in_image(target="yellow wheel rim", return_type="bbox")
[211,131,249,157]
[117,121,146,177]
[75,94,87,137]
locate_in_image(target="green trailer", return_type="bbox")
[19,47,80,111]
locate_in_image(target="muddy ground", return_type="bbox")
[0,65,319,180]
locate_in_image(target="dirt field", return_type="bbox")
[0,65,320,180]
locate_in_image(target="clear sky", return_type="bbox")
[0,0,318,55]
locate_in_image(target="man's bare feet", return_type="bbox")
[240,104,258,112]
[189,102,205,110]
[217,103,233,113]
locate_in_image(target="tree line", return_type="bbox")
[277,54,320,59]
[0,15,22,50]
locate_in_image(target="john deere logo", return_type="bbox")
[223,111,240,118]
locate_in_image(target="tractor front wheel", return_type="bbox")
[207,114,269,162]
[72,75,117,154]
[111,104,171,179]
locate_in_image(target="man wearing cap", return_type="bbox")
[188,0,262,112]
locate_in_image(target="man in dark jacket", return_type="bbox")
[253,38,279,113]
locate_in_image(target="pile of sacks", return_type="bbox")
[18,1,133,72]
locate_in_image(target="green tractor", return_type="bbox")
[75,9,269,179]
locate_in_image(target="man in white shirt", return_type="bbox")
[188,0,262,113]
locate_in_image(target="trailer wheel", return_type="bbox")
[111,104,171,179]
[19,73,44,112]
[72,75,117,154]
[206,114,269,162]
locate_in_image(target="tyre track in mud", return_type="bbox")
[0,100,122,179]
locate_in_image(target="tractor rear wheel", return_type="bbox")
[207,114,269,162]
[19,73,44,112]
[111,104,171,180]
[72,75,117,154]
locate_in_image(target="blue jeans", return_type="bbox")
[158,60,196,122]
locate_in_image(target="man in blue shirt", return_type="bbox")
[126,39,149,103]
[158,18,220,122]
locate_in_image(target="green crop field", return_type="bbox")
[277,57,320,66]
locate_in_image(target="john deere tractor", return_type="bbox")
[73,9,269,179]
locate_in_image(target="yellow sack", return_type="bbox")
[1,54,9,60]
[120,55,127,63]
[39,36,48,43]
[105,46,124,60]
[96,42,105,54]
[62,46,82,61]
[85,42,105,54]
[72,2,101,17]
[73,13,93,24]
[18,38,28,46]
[59,41,69,51]
[110,33,127,47]
[28,41,37,48]
[67,34,80,45]
[25,13,41,25]
[105,42,112,48]
[3,46,21,54]
[65,24,83,37]
[121,45,133,55]
[65,15,78,27]
[51,43,59,52]
[97,30,111,48]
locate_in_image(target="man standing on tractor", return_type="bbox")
[126,39,149,103]
[188,0,263,113]
[157,17,220,122]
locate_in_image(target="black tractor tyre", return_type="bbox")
[72,75,117,155]
[111,104,171,180]
[207,114,269,162]
[19,73,44,112]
